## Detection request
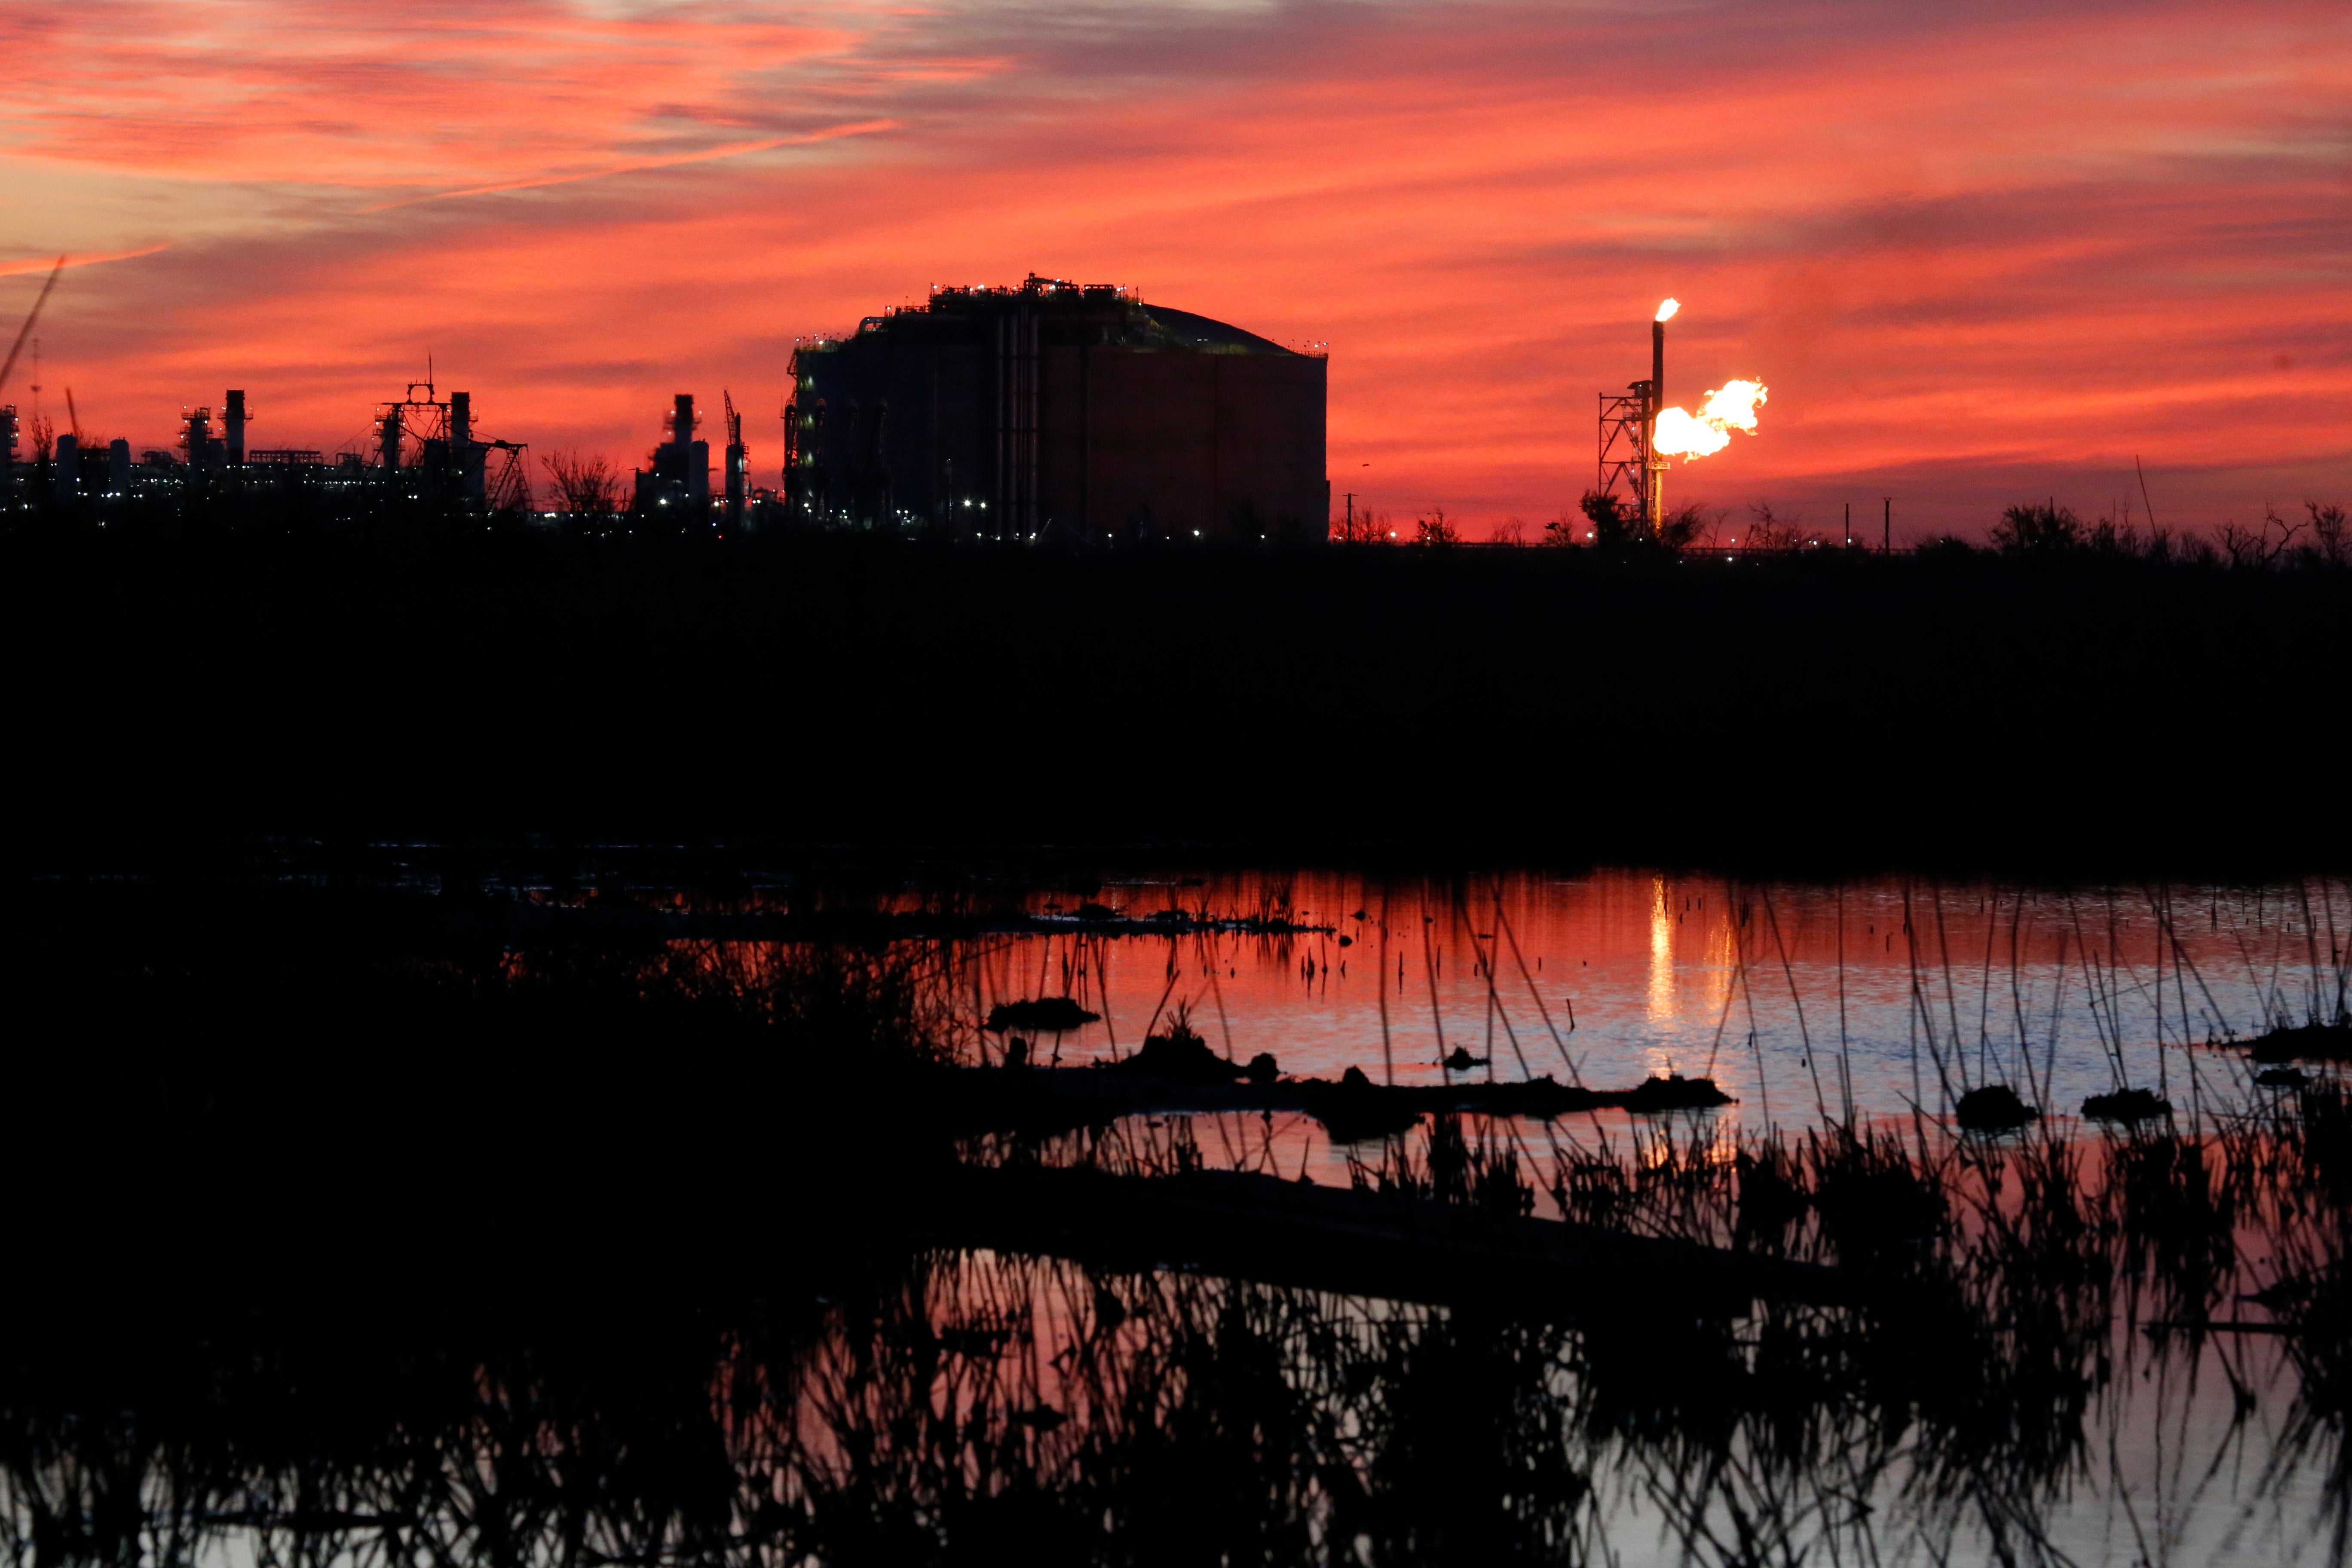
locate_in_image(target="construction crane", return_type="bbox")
[722,389,747,532]
[0,257,64,392]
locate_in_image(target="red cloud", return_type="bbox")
[5,0,2345,534]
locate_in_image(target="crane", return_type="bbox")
[0,258,66,392]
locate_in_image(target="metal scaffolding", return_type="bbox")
[1596,380,1654,531]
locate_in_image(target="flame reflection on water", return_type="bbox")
[1647,875,1675,1022]
[684,868,2347,1144]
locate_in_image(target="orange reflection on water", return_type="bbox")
[1648,876,1674,1022]
[629,867,2344,1158]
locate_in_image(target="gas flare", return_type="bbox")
[1652,377,1766,460]
[1654,297,1680,323]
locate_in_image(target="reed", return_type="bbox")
[6,877,2352,1565]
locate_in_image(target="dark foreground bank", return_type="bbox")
[3,530,2346,873]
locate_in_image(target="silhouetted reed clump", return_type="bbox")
[8,882,2352,1565]
[0,879,998,1567]
[0,879,963,1350]
[1348,1113,1537,1214]
[15,1101,2321,1568]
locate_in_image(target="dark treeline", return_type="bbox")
[2,526,2346,875]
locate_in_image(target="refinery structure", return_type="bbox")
[785,276,1329,542]
[0,252,565,523]
[1,268,1335,540]
[1592,299,1766,536]
[0,376,536,519]
[0,377,772,532]
[1,277,1772,551]
[632,392,751,531]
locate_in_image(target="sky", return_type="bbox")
[2,0,2346,539]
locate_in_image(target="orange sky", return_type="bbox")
[3,0,2346,537]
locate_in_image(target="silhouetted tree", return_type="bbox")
[1571,490,1713,550]
[1732,501,1817,552]
[1414,507,1459,547]
[1991,502,2082,556]
[1660,502,1714,549]
[2308,500,2350,567]
[541,448,620,514]
[1577,490,1634,547]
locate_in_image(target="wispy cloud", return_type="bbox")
[0,243,175,277]
[4,0,2346,531]
[371,122,899,208]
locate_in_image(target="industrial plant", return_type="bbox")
[1,281,1754,554]
[0,374,537,521]
[632,392,751,532]
[784,276,1329,542]
[1,268,1332,541]
[1592,298,1766,539]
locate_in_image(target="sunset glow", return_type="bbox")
[1,0,2344,536]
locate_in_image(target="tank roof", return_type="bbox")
[1139,304,1292,356]
[805,278,1306,358]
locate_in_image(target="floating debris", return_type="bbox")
[2082,1087,2172,1122]
[2248,1019,2352,1064]
[986,998,1101,1033]
[1031,907,1334,937]
[1315,1067,1427,1143]
[959,1060,1734,1139]
[1955,1084,2038,1133]
[946,1163,1853,1311]
[1614,1074,1735,1114]
[1108,1019,1246,1085]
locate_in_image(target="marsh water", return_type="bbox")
[931,869,2343,1168]
[7,864,2349,1568]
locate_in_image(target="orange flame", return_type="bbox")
[1654,297,1680,323]
[1653,378,1766,459]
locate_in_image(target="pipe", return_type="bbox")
[1647,318,1666,539]
[450,392,487,508]
[224,389,246,465]
[1651,321,1665,431]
